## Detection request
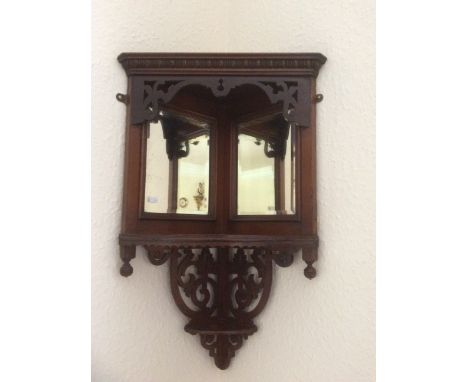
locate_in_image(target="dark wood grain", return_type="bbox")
[117,52,326,369]
[118,52,327,77]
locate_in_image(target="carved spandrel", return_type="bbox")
[130,76,311,127]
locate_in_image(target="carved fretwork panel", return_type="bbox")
[168,246,271,369]
[130,76,312,127]
[118,235,318,369]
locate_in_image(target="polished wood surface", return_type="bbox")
[117,53,326,369]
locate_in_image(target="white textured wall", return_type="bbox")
[92,1,375,381]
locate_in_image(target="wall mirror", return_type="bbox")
[116,53,326,370]
[143,109,213,216]
[235,113,297,217]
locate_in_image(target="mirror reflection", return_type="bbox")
[144,112,210,214]
[237,114,296,216]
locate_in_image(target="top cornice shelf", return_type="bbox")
[118,52,327,77]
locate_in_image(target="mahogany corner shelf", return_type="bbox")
[117,53,326,369]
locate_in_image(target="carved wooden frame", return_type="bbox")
[117,53,326,369]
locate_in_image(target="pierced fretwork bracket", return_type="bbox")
[118,235,318,369]
[129,76,312,127]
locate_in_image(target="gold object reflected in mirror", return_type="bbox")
[193,182,206,211]
[144,111,211,215]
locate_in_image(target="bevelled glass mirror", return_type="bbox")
[236,115,296,216]
[143,110,212,215]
